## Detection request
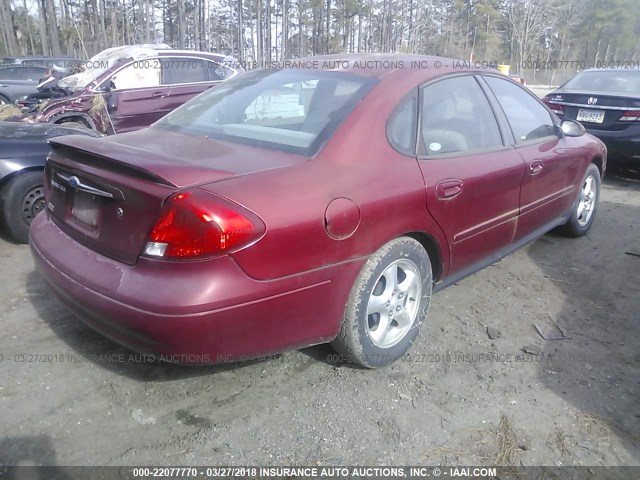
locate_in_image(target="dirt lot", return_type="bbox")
[0,163,639,468]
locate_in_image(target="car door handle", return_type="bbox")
[436,179,464,199]
[151,91,167,98]
[0,83,8,88]
[529,160,544,174]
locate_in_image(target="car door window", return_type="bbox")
[420,75,503,156]
[110,60,161,90]
[0,66,45,81]
[387,94,417,155]
[162,58,209,85]
[484,76,556,143]
[205,60,232,81]
[0,68,19,80]
[19,67,47,81]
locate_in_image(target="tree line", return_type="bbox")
[1,0,639,81]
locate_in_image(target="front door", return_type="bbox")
[105,58,171,133]
[482,75,583,239]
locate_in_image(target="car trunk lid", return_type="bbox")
[45,131,304,265]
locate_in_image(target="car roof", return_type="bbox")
[0,65,47,70]
[156,50,226,60]
[3,56,77,61]
[288,53,496,80]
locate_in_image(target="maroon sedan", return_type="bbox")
[30,54,606,368]
[19,46,240,134]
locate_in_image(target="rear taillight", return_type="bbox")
[620,110,640,122]
[542,97,564,115]
[144,191,265,260]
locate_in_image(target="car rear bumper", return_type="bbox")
[585,125,640,161]
[30,212,362,363]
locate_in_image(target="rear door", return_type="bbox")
[482,75,583,240]
[162,57,223,112]
[415,74,525,275]
[103,58,172,133]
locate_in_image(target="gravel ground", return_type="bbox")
[0,164,638,468]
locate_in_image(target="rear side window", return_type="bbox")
[206,61,233,81]
[485,76,555,143]
[162,58,209,85]
[0,67,19,80]
[420,75,503,156]
[387,94,417,155]
[19,67,47,81]
[0,66,45,81]
[155,69,377,156]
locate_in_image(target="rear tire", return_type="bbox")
[331,237,432,368]
[0,171,46,244]
[560,163,601,237]
[0,95,9,105]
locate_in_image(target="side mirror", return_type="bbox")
[561,119,586,137]
[106,92,118,113]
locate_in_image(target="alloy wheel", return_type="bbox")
[366,259,422,348]
[577,173,597,227]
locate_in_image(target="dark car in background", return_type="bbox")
[543,69,640,163]
[0,122,101,243]
[1,56,80,70]
[0,65,50,104]
[18,45,241,134]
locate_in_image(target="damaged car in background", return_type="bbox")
[0,45,242,134]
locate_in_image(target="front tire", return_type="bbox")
[560,163,601,237]
[56,120,90,130]
[331,237,432,368]
[0,171,46,243]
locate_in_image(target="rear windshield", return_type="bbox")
[153,69,378,156]
[563,70,640,94]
